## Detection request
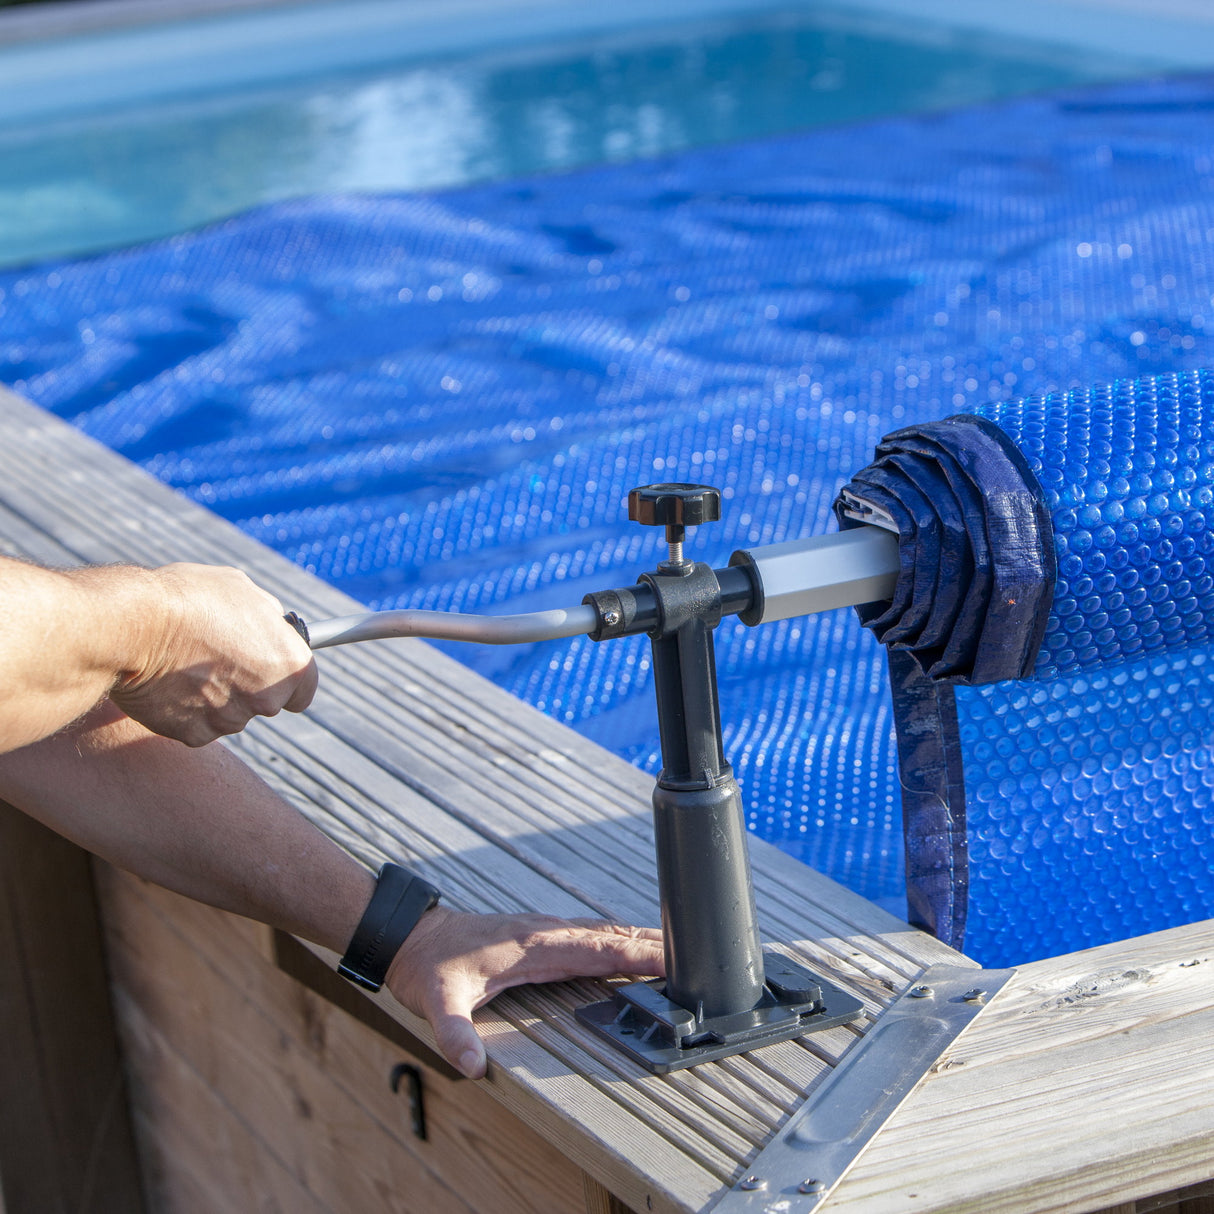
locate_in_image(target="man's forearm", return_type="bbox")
[0,556,167,751]
[0,701,374,953]
[0,701,666,1079]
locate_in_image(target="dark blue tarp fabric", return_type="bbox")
[5,73,1214,964]
[837,414,1056,944]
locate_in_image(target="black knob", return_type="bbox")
[629,484,721,565]
[628,484,721,533]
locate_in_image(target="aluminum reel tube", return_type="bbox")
[728,526,900,626]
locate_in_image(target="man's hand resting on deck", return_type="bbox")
[386,907,665,1079]
[0,689,661,1087]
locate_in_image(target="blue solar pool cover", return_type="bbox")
[5,72,1214,966]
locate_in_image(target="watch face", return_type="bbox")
[336,961,383,993]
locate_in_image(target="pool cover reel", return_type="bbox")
[840,382,1214,952]
[836,412,1057,945]
[297,384,1214,965]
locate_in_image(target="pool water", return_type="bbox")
[0,2,1156,268]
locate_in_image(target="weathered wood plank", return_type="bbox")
[0,499,79,566]
[828,919,1214,1214]
[124,1026,336,1214]
[0,802,146,1214]
[584,1174,637,1214]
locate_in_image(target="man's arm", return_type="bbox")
[0,555,317,752]
[0,703,663,1078]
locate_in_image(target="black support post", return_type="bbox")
[647,585,766,1020]
[575,484,863,1072]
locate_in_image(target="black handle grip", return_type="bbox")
[283,611,311,647]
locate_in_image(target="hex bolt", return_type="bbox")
[739,1176,768,1192]
[908,984,933,999]
[962,988,987,1004]
[799,1179,826,1194]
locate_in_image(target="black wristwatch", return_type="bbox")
[338,862,442,992]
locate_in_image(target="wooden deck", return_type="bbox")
[0,381,1212,1214]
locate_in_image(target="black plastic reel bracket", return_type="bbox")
[576,955,864,1074]
[578,484,866,1074]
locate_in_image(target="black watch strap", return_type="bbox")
[338,862,442,992]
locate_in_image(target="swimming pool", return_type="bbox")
[4,0,1214,960]
[0,0,1162,268]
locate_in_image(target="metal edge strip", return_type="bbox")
[711,963,1017,1212]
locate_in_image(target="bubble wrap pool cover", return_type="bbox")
[5,73,1214,965]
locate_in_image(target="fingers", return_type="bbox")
[548,919,666,970]
[562,924,666,979]
[419,923,662,1077]
[384,908,665,1081]
[118,564,320,744]
[425,996,488,1079]
[483,921,665,993]
[284,654,319,713]
[567,919,664,942]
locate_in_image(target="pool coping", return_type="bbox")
[0,0,1205,137]
[2,0,1211,62]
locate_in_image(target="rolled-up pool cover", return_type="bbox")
[838,374,1214,956]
